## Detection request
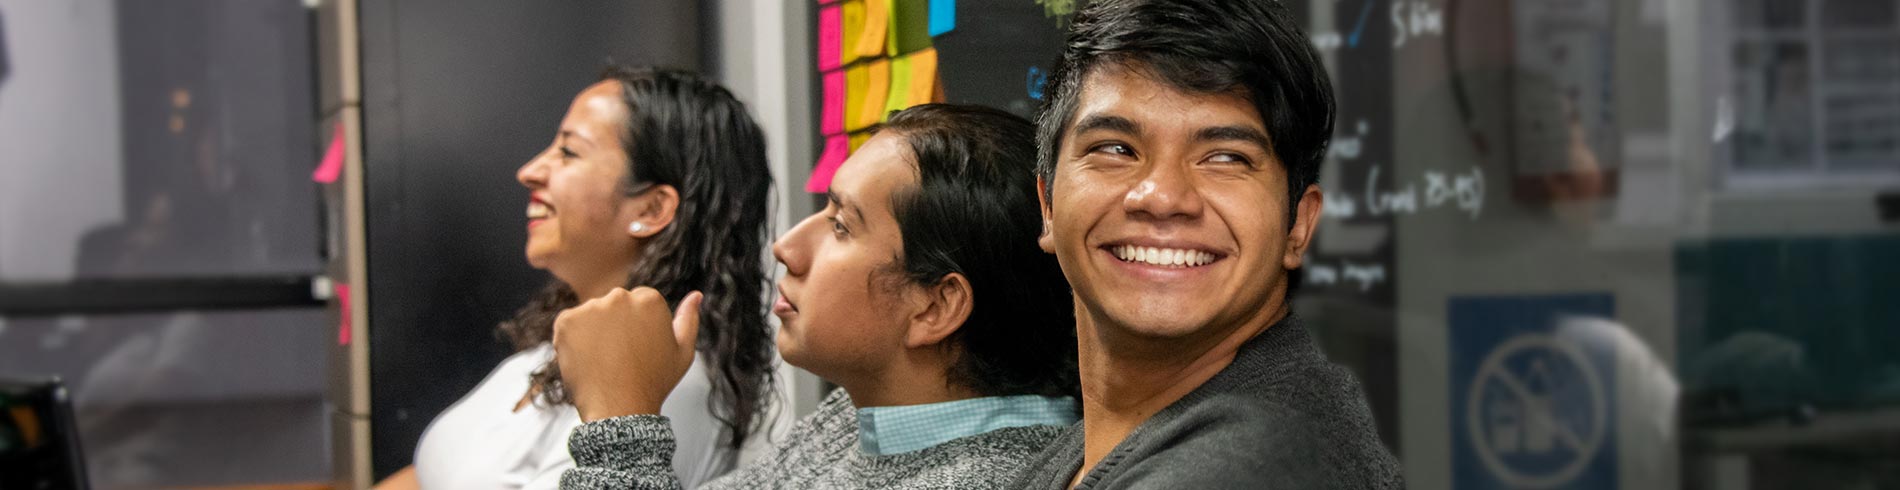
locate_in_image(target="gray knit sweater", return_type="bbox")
[1008,315,1404,489]
[561,389,1069,489]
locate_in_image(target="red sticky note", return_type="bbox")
[819,6,843,71]
[335,283,353,346]
[806,135,851,193]
[822,70,846,136]
[313,121,345,184]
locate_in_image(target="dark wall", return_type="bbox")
[358,0,703,478]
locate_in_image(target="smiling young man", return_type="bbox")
[1009,0,1403,488]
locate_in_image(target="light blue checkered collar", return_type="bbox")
[855,394,1078,456]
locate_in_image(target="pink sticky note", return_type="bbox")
[821,70,846,136]
[818,6,843,71]
[335,283,353,346]
[313,121,345,184]
[806,135,851,193]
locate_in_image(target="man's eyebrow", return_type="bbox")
[1071,114,1142,137]
[826,191,865,229]
[1194,125,1273,152]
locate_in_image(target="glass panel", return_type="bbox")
[0,309,330,488]
[1735,0,1808,31]
[0,0,319,283]
[1731,41,1817,171]
[1822,0,1898,29]
[1822,34,1900,171]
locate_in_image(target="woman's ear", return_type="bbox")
[625,184,680,238]
[904,272,973,349]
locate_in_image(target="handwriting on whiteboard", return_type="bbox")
[1306,260,1388,292]
[1322,164,1485,220]
[1330,120,1371,161]
[1391,0,1444,49]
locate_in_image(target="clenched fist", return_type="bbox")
[552,287,703,422]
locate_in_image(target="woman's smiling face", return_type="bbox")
[515,81,645,287]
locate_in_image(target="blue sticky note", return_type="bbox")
[928,0,954,36]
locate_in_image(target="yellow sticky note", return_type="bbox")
[906,48,937,107]
[845,63,869,131]
[858,58,892,127]
[884,56,914,116]
[841,0,865,66]
[855,0,889,58]
[849,131,872,152]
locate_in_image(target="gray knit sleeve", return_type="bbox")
[559,415,684,490]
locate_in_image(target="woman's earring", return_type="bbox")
[629,222,646,235]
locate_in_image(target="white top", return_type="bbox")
[414,343,732,489]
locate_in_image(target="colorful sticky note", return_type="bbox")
[889,0,933,55]
[849,131,872,152]
[335,283,352,346]
[858,58,893,127]
[313,121,345,184]
[928,0,955,36]
[845,63,869,131]
[818,6,842,71]
[822,70,846,136]
[842,0,866,66]
[906,48,938,106]
[884,56,914,116]
[807,135,852,193]
[855,0,889,58]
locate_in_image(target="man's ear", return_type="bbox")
[1283,184,1323,270]
[626,184,680,238]
[1037,176,1056,254]
[904,272,973,349]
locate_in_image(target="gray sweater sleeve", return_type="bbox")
[560,415,684,490]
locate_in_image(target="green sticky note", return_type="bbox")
[888,0,932,56]
[884,55,915,116]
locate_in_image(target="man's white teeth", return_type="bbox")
[1111,245,1215,267]
[527,202,551,219]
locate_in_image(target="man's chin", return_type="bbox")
[1092,306,1216,340]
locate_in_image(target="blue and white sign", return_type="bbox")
[1450,294,1616,489]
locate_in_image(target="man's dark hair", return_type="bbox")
[879,103,1079,399]
[1034,0,1336,222]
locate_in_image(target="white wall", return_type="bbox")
[0,0,124,281]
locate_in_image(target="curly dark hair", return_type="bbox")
[498,67,776,451]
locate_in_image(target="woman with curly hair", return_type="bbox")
[376,67,777,490]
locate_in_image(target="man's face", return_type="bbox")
[1040,67,1314,340]
[771,133,920,383]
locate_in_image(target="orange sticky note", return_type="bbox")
[845,63,869,131]
[884,55,914,116]
[906,48,937,107]
[855,0,889,58]
[806,135,852,193]
[857,58,892,127]
[841,0,866,66]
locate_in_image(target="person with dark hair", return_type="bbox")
[376,67,777,490]
[550,103,1079,489]
[1009,0,1402,487]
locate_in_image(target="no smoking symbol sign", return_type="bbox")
[1466,334,1608,488]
